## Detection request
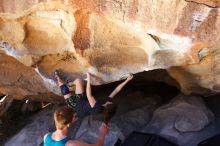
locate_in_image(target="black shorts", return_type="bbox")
[65,93,91,118]
[66,93,113,118]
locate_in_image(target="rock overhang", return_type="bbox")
[0,1,219,100]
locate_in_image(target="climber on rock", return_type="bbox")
[44,106,108,146]
[55,70,133,122]
[86,72,133,123]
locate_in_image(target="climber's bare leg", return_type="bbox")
[73,78,84,94]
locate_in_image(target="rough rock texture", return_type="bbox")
[3,105,56,146]
[205,94,220,125]
[75,116,124,146]
[0,95,13,117]
[4,93,220,146]
[0,1,219,99]
[75,95,160,146]
[0,98,43,144]
[112,103,157,138]
[4,86,162,146]
[185,0,220,8]
[143,94,215,146]
[0,53,49,98]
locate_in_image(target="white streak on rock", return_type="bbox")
[34,67,60,95]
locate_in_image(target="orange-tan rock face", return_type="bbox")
[0,1,219,100]
[0,53,49,98]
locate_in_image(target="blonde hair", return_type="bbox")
[54,106,75,129]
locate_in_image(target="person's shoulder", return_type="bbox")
[43,132,51,142]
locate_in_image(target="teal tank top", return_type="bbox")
[44,132,69,146]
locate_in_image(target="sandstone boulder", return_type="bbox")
[0,1,219,99]
[3,85,163,146]
[4,105,56,146]
[75,116,124,146]
[143,94,215,146]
